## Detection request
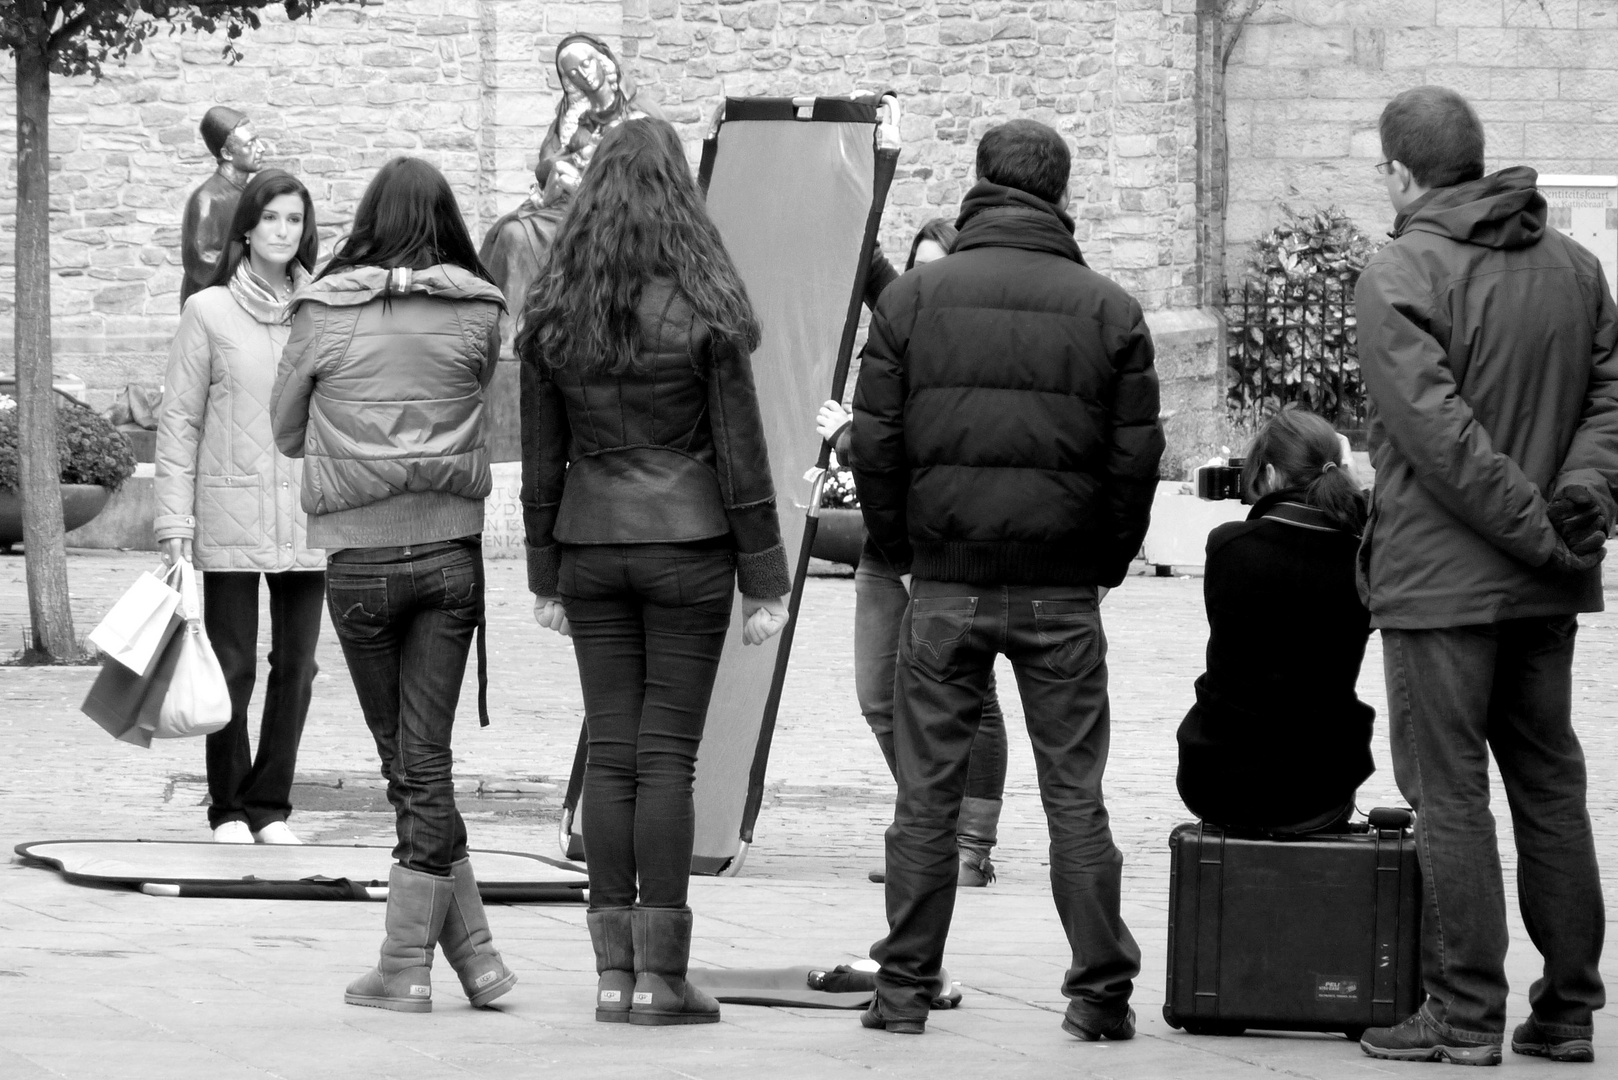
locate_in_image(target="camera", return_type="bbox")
[1195,457,1247,502]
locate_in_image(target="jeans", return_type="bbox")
[560,543,735,910]
[854,555,1006,797]
[202,571,324,831]
[326,541,482,877]
[874,579,1141,1022]
[1383,617,1605,1042]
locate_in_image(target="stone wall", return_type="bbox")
[1223,0,1618,282]
[1,0,1225,473]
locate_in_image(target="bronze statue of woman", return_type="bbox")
[479,34,664,342]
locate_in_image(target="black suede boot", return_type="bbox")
[436,858,517,1008]
[628,906,720,1026]
[588,907,635,1023]
[345,864,453,1012]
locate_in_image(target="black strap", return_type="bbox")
[474,541,489,727]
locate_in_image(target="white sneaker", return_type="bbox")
[212,821,253,844]
[252,821,302,845]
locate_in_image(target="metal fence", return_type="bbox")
[1224,277,1366,436]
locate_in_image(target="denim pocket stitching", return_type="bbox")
[1032,607,1102,679]
[327,576,389,632]
[441,564,478,607]
[909,596,977,678]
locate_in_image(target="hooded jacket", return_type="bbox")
[521,278,790,599]
[270,264,505,549]
[1354,166,1618,628]
[156,264,324,572]
[851,182,1165,586]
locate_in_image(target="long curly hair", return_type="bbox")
[516,117,760,376]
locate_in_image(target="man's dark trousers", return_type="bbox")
[873,579,1141,1024]
[1382,616,1606,1045]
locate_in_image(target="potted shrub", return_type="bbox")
[812,465,865,567]
[0,392,137,551]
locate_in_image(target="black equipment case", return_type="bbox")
[1163,809,1422,1040]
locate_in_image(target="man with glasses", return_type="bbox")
[1355,84,1615,1066]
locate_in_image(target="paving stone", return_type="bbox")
[1,549,1614,1076]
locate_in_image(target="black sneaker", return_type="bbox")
[860,1002,924,1035]
[1062,1006,1135,1042]
[1360,1013,1502,1066]
[1512,1016,1595,1063]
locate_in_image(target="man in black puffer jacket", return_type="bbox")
[852,119,1164,1041]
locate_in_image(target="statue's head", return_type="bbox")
[200,106,265,173]
[557,39,617,105]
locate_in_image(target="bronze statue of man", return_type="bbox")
[479,33,663,341]
[179,106,266,308]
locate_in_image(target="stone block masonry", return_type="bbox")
[1223,0,1618,283]
[0,0,1224,474]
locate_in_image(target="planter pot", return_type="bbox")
[811,507,865,568]
[0,484,112,550]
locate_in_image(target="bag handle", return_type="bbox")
[174,558,203,624]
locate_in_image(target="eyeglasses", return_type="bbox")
[1374,160,1395,175]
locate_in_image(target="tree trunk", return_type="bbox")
[14,33,79,661]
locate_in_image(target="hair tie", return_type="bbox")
[1321,461,1339,474]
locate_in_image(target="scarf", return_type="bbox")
[229,260,308,325]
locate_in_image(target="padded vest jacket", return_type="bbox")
[1355,167,1618,629]
[852,182,1166,587]
[271,265,504,518]
[521,279,790,599]
[155,283,324,572]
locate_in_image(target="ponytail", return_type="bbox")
[1303,460,1367,535]
[1244,406,1367,534]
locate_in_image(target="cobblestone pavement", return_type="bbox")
[2,549,1615,1078]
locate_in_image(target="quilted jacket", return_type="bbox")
[155,283,324,572]
[271,264,504,549]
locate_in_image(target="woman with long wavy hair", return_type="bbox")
[519,117,789,1026]
[272,157,516,1014]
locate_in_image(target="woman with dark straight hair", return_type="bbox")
[157,167,325,847]
[1176,407,1376,834]
[271,156,516,1013]
[519,116,790,1026]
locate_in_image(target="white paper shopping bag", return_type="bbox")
[87,564,182,675]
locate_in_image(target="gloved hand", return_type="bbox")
[1547,485,1610,557]
[1545,536,1605,576]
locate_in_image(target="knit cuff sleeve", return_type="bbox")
[527,543,560,597]
[736,543,791,599]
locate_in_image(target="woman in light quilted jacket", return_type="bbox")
[155,167,324,848]
[270,157,516,1015]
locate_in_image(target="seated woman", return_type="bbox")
[1176,408,1375,835]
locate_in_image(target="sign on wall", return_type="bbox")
[1538,174,1618,299]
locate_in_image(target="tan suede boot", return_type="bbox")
[628,906,720,1026]
[587,907,635,1022]
[344,864,453,1012]
[436,858,517,1008]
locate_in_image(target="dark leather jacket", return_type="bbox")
[521,279,790,598]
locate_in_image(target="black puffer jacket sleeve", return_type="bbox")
[851,299,913,573]
[1102,306,1166,577]
[708,336,791,598]
[521,359,570,596]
